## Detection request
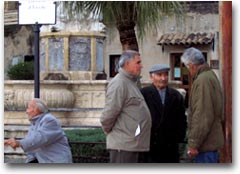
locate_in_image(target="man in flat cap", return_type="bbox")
[141,64,187,163]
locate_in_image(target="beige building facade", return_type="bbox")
[105,2,220,90]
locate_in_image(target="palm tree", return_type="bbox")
[61,1,185,51]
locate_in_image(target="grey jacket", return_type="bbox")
[100,68,152,152]
[20,112,72,163]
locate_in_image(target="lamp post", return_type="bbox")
[33,23,41,98]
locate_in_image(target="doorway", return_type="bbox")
[170,52,207,107]
[170,53,191,107]
[109,54,121,77]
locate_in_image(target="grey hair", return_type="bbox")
[118,50,140,68]
[181,47,206,66]
[32,98,49,113]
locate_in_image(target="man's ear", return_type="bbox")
[189,62,195,68]
[35,107,42,115]
[125,60,130,66]
[149,73,154,81]
[123,60,130,70]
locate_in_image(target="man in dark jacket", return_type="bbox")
[141,64,187,163]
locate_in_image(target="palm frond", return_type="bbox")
[60,1,185,40]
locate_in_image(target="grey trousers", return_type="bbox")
[109,149,146,163]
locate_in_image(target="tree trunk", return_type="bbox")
[116,20,139,51]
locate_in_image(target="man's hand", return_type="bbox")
[4,138,21,150]
[187,147,199,160]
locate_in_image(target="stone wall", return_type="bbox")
[4,26,34,80]
[4,80,183,127]
[4,80,107,127]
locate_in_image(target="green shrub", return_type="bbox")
[65,128,109,163]
[7,61,34,80]
[65,128,106,142]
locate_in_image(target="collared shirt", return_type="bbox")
[20,112,72,163]
[158,88,166,105]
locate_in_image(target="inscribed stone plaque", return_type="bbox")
[69,37,91,71]
[40,39,46,71]
[96,38,104,72]
[48,38,64,71]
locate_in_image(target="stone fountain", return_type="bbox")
[4,31,107,127]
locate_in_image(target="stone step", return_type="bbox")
[4,139,26,163]
[4,145,24,154]
[4,154,26,163]
[4,124,100,138]
[4,125,29,139]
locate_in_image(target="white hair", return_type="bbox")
[32,98,49,113]
[118,50,140,68]
[181,47,206,66]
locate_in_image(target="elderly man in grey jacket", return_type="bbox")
[4,98,72,163]
[100,50,152,163]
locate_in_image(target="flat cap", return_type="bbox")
[149,64,170,73]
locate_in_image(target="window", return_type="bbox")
[109,55,120,77]
[24,55,34,62]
